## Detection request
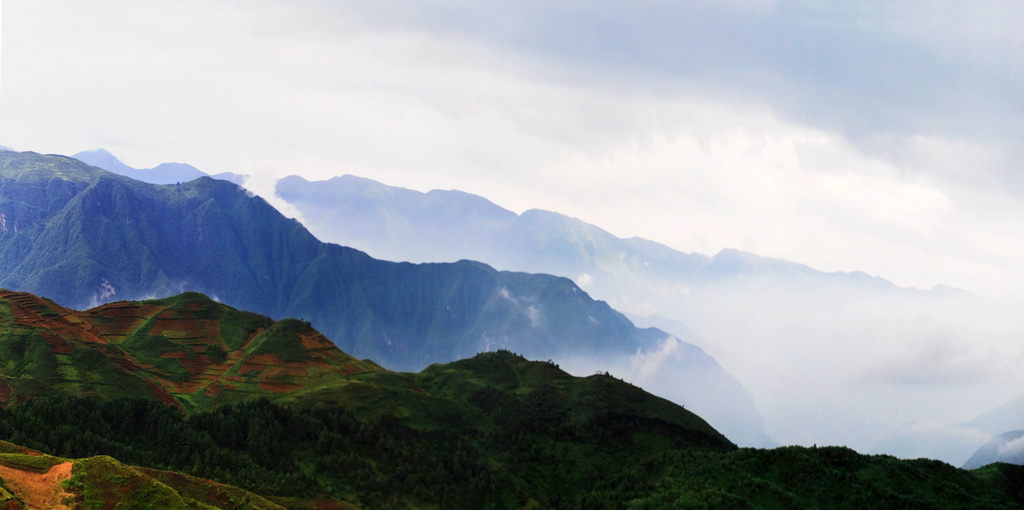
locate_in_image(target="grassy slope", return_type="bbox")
[0,440,282,509]
[0,289,380,413]
[0,290,1021,508]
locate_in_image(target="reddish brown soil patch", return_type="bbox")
[203,383,223,397]
[39,333,74,355]
[184,302,208,312]
[299,332,336,351]
[152,318,202,337]
[142,379,179,407]
[0,381,14,404]
[177,354,213,374]
[257,381,303,394]
[238,354,289,376]
[0,461,73,510]
[159,351,189,360]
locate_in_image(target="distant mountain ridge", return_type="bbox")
[275,173,914,300]
[963,429,1024,470]
[73,148,246,185]
[272,173,953,338]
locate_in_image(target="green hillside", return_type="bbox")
[0,289,380,412]
[0,439,282,509]
[0,290,1020,508]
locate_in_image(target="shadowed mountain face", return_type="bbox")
[0,150,665,373]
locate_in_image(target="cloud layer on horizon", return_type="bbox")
[1,0,1022,296]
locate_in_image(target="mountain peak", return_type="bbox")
[73,148,133,173]
[72,149,210,185]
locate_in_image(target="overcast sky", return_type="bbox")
[2,0,1022,297]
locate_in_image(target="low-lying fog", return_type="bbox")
[617,280,1024,465]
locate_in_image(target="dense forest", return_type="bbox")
[1,391,1022,509]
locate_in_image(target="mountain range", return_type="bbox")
[0,288,1021,508]
[268,173,1001,462]
[272,174,918,312]
[0,150,654,370]
[67,148,1017,463]
[0,149,770,446]
[73,148,246,186]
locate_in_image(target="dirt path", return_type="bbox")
[0,461,74,509]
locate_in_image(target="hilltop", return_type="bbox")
[0,290,379,412]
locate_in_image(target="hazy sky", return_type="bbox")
[1,0,1022,296]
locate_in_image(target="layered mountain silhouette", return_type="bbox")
[272,174,923,315]
[1,150,657,371]
[68,150,772,446]
[1,149,771,446]
[73,148,245,186]
[270,173,998,459]
[957,394,1024,470]
[963,429,1024,470]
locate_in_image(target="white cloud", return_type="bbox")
[2,0,1020,296]
[997,435,1024,459]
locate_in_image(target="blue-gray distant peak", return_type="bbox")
[962,429,1024,470]
[73,148,135,175]
[72,148,246,186]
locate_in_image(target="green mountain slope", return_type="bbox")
[20,149,770,447]
[0,150,663,372]
[0,290,1020,508]
[0,289,380,412]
